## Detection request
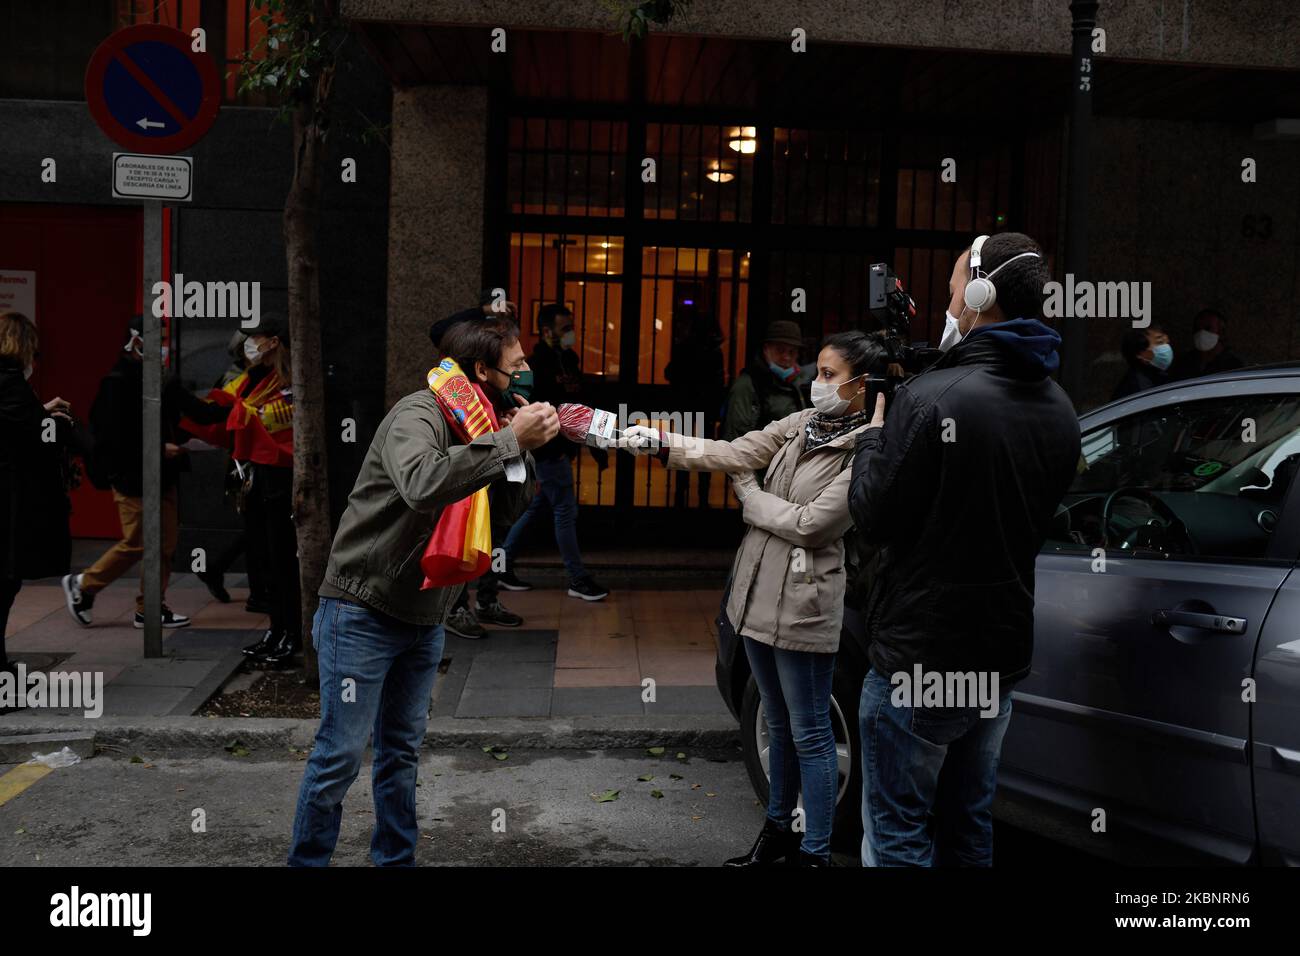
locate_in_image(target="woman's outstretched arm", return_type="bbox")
[623,410,806,473]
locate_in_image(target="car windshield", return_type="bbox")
[1074,395,1300,496]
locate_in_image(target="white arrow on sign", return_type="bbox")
[136,117,165,130]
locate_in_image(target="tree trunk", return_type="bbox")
[283,65,335,684]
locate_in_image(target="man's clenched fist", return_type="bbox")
[509,401,559,450]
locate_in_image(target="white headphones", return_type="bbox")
[963,235,1042,314]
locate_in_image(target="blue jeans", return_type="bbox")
[502,454,586,582]
[287,597,445,866]
[743,635,838,859]
[859,667,1013,867]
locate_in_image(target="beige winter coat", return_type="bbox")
[666,409,870,653]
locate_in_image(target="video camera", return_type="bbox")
[867,262,943,380]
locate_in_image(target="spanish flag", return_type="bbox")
[179,369,294,467]
[419,358,500,589]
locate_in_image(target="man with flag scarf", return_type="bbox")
[287,315,557,866]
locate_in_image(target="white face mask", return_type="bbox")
[22,364,33,380]
[243,339,263,364]
[810,374,863,417]
[1193,330,1219,352]
[560,330,576,349]
[938,310,964,352]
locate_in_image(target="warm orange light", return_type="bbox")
[728,126,757,153]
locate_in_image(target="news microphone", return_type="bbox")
[557,403,621,448]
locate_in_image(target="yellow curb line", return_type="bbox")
[0,763,54,808]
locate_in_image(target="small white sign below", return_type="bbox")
[0,270,36,321]
[112,153,192,201]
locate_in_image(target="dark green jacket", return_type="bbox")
[722,364,808,442]
[320,389,533,625]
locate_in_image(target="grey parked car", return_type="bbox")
[720,364,1300,862]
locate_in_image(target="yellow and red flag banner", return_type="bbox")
[419,359,500,588]
[179,369,294,467]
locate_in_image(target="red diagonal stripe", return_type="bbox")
[112,49,190,129]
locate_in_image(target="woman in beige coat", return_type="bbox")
[621,330,886,865]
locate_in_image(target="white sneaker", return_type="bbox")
[61,573,94,627]
[133,607,191,629]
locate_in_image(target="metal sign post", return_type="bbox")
[141,200,163,657]
[85,24,218,658]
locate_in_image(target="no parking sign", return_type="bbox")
[84,24,220,155]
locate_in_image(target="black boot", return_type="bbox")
[242,629,279,657]
[723,819,799,866]
[258,631,301,667]
[797,849,831,866]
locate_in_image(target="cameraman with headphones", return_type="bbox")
[847,232,1081,867]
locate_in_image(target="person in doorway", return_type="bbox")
[1,310,72,677]
[1111,324,1173,401]
[498,303,608,601]
[62,324,193,630]
[1173,308,1246,379]
[721,320,808,443]
[621,331,886,865]
[665,309,726,508]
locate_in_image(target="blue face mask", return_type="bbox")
[768,361,797,382]
[1150,343,1174,371]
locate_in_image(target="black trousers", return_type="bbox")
[244,465,301,638]
[0,577,20,668]
[209,528,269,599]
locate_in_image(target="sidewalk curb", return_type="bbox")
[0,714,740,756]
[0,731,96,765]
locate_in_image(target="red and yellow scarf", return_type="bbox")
[418,358,499,589]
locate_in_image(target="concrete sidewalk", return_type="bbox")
[3,573,263,719]
[2,548,738,736]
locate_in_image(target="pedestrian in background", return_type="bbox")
[0,310,72,677]
[499,303,608,601]
[62,323,193,631]
[1111,323,1173,401]
[665,308,725,508]
[194,330,271,613]
[721,319,808,443]
[1174,308,1246,379]
[212,316,299,665]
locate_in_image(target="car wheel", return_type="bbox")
[738,665,865,853]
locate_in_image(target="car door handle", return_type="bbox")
[1151,609,1247,634]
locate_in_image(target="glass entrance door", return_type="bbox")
[508,233,749,518]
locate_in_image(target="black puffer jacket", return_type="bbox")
[848,319,1081,684]
[88,356,204,496]
[0,360,71,580]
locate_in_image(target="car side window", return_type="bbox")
[1043,394,1300,562]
